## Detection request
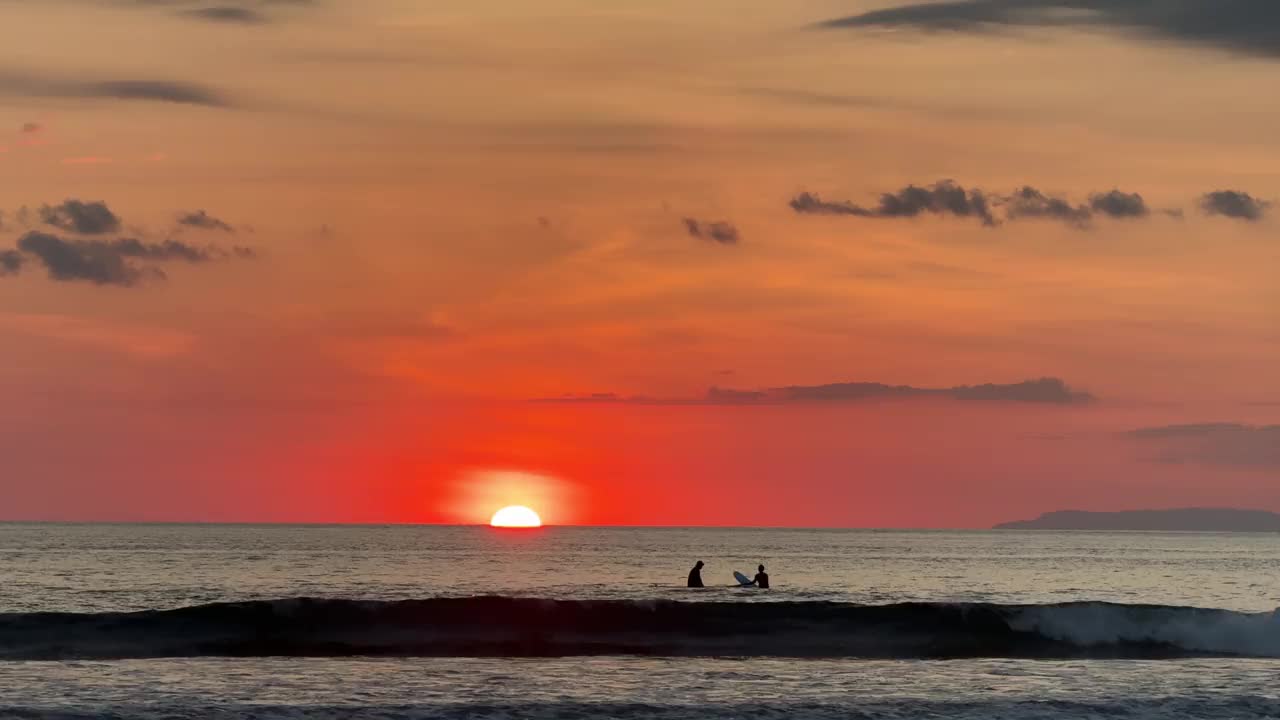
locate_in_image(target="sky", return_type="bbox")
[0,0,1277,527]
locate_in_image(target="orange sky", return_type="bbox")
[0,0,1277,526]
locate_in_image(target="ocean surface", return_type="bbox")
[3,523,1280,718]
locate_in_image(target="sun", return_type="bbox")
[490,505,543,528]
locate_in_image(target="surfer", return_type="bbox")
[687,560,705,588]
[752,564,770,589]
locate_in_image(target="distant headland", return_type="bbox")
[994,508,1280,532]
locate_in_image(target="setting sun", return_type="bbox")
[490,505,543,528]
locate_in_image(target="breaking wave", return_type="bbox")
[2,597,1278,660]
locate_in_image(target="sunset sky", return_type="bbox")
[1,0,1277,527]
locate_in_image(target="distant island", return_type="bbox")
[994,508,1280,532]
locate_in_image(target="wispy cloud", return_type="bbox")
[792,181,1247,228]
[1129,423,1280,468]
[816,1,1280,60]
[181,6,267,24]
[178,210,235,232]
[791,180,998,226]
[537,377,1094,406]
[51,0,320,25]
[682,218,740,245]
[0,71,230,107]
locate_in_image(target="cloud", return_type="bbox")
[1200,190,1269,221]
[795,182,1175,227]
[39,199,121,235]
[791,180,997,226]
[16,232,154,286]
[178,210,235,232]
[706,386,768,403]
[0,72,229,107]
[770,377,1090,404]
[538,377,1093,405]
[789,192,874,217]
[816,1,1280,60]
[10,231,243,287]
[182,6,267,23]
[1129,423,1280,468]
[59,0,320,24]
[0,249,23,276]
[87,80,227,106]
[1002,186,1091,226]
[682,218,740,245]
[1089,190,1149,218]
[20,122,40,134]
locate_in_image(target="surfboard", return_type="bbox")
[733,571,753,586]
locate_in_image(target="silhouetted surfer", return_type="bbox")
[687,560,705,588]
[752,564,770,589]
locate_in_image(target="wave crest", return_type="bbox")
[1,597,1276,660]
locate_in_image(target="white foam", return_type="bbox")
[1009,603,1280,657]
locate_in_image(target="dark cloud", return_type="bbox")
[11,231,244,287]
[947,378,1092,403]
[87,80,227,106]
[111,0,319,23]
[111,237,219,262]
[706,386,768,403]
[17,232,152,286]
[182,6,266,23]
[39,199,121,235]
[20,122,41,134]
[683,218,740,245]
[789,192,874,217]
[769,377,1089,404]
[0,249,23,276]
[796,182,1172,227]
[1201,190,1269,221]
[178,209,235,232]
[0,72,229,107]
[817,0,1280,60]
[1129,423,1280,468]
[1089,190,1149,218]
[791,181,997,226]
[538,377,1092,405]
[1003,186,1091,227]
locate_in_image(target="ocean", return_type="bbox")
[2,523,1280,718]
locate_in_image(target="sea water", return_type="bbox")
[2,524,1279,718]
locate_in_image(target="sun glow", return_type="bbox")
[449,469,574,526]
[490,505,543,528]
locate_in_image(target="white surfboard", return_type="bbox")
[733,571,753,586]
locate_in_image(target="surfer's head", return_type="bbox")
[758,564,765,572]
[694,560,704,568]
